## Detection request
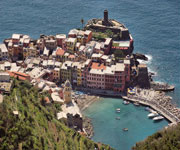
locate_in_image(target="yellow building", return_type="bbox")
[77,30,85,45]
[60,61,73,83]
[63,80,72,104]
[65,38,77,54]
[77,63,83,86]
[52,68,60,81]
[23,45,38,59]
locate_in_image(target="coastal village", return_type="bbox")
[0,10,179,137]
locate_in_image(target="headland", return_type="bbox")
[0,10,179,140]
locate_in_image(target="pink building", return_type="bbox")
[103,38,112,55]
[56,34,66,47]
[124,59,131,82]
[86,63,127,92]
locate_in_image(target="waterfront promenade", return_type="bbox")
[123,88,180,124]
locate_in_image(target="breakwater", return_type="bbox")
[123,88,180,124]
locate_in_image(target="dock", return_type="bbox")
[150,82,175,92]
[122,88,180,124]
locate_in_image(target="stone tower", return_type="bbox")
[104,10,108,24]
[102,10,112,26]
[63,80,72,104]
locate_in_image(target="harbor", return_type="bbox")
[123,88,180,124]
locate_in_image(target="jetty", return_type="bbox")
[122,88,180,124]
[150,82,175,92]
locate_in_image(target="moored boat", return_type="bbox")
[148,112,159,118]
[153,116,164,121]
[123,100,130,105]
[116,117,120,120]
[116,108,120,113]
[123,128,128,131]
[145,107,150,111]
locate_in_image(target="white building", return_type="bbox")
[0,44,8,60]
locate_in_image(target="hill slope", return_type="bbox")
[0,79,113,150]
[132,124,180,150]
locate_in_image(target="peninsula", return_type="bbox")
[0,10,179,149]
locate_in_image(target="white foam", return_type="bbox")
[137,54,157,76]
[137,54,152,65]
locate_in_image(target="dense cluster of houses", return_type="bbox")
[0,24,135,94]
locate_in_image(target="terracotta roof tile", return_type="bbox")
[56,48,65,56]
[91,62,106,70]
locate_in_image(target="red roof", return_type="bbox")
[13,71,29,77]
[56,48,65,56]
[7,71,30,81]
[91,62,106,70]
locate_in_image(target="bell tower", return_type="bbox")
[63,80,72,104]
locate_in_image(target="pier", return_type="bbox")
[123,88,180,124]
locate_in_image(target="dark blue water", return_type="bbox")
[0,0,179,149]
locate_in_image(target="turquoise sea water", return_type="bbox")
[0,0,179,149]
[83,98,168,150]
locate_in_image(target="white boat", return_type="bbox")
[116,117,120,120]
[123,101,130,105]
[148,112,159,118]
[116,108,120,113]
[153,116,164,121]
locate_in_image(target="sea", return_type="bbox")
[0,0,179,150]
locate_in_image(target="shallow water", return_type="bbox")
[83,98,168,150]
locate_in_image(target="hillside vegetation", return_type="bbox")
[0,79,113,150]
[132,123,180,150]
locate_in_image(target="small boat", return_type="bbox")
[123,100,130,105]
[116,117,120,120]
[134,102,140,106]
[148,112,159,118]
[145,107,150,111]
[123,128,128,131]
[153,116,164,121]
[116,108,121,113]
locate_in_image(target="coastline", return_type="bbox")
[73,91,101,138]
[123,88,180,124]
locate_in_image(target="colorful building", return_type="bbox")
[87,63,126,92]
[56,48,65,62]
[0,44,8,60]
[65,38,77,54]
[56,34,66,47]
[60,61,73,83]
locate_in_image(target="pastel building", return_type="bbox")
[12,34,21,44]
[56,48,65,62]
[87,63,126,92]
[0,44,8,60]
[68,29,78,38]
[103,38,112,55]
[60,61,73,83]
[45,38,57,51]
[65,38,77,54]
[56,34,66,47]
[87,63,106,89]
[124,59,131,82]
